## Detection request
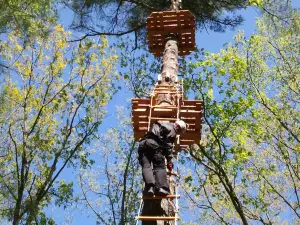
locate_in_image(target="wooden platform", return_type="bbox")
[132,96,202,150]
[147,10,196,57]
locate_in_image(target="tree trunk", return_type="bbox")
[141,173,176,225]
[156,35,179,106]
[169,0,181,11]
[141,2,180,224]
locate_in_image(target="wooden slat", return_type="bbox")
[133,121,148,127]
[148,28,194,35]
[132,109,149,115]
[148,117,177,121]
[182,99,203,105]
[132,105,149,110]
[151,111,177,117]
[180,139,200,144]
[147,10,195,57]
[180,134,201,142]
[132,98,150,103]
[132,92,203,148]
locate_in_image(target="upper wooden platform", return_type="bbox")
[132,86,202,150]
[147,10,196,57]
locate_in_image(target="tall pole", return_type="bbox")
[136,1,202,224]
[156,0,181,106]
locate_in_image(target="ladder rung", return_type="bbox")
[152,105,176,108]
[149,117,177,121]
[154,91,183,94]
[142,195,180,199]
[136,216,178,221]
[154,85,178,87]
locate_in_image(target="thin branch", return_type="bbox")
[69,23,146,42]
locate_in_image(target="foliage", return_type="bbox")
[78,106,142,225]
[0,24,118,224]
[179,6,300,224]
[67,0,248,43]
[0,0,56,35]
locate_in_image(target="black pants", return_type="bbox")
[138,139,168,190]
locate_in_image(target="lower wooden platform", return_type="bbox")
[132,98,203,150]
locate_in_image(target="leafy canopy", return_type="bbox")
[67,0,248,41]
[179,5,300,224]
[0,22,118,224]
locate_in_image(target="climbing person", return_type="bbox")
[138,120,187,196]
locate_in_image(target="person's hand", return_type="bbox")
[167,163,173,170]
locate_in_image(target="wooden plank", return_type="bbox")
[182,100,203,105]
[133,116,148,122]
[154,87,178,89]
[131,98,150,104]
[180,132,201,140]
[133,115,148,120]
[152,110,177,116]
[133,121,148,127]
[149,117,177,121]
[132,105,149,110]
[152,105,177,109]
[132,98,150,102]
[132,108,149,113]
[148,28,194,35]
[137,127,148,131]
[180,105,197,109]
[180,139,199,144]
[153,91,181,94]
[154,84,179,87]
[180,110,201,115]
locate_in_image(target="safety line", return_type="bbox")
[135,197,144,225]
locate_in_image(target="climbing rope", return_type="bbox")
[147,91,155,132]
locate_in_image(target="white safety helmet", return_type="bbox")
[174,120,187,134]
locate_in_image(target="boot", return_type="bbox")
[156,188,169,196]
[143,185,154,196]
[147,186,154,196]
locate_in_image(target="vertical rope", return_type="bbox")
[174,152,180,225]
[174,80,183,225]
[135,198,144,225]
[147,89,155,131]
[176,83,180,121]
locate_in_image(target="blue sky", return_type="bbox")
[52,2,299,224]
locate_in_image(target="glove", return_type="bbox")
[167,163,173,170]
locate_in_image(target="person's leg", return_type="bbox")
[153,152,169,195]
[141,153,155,185]
[140,152,155,196]
[138,140,155,185]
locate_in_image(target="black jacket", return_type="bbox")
[141,121,176,159]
